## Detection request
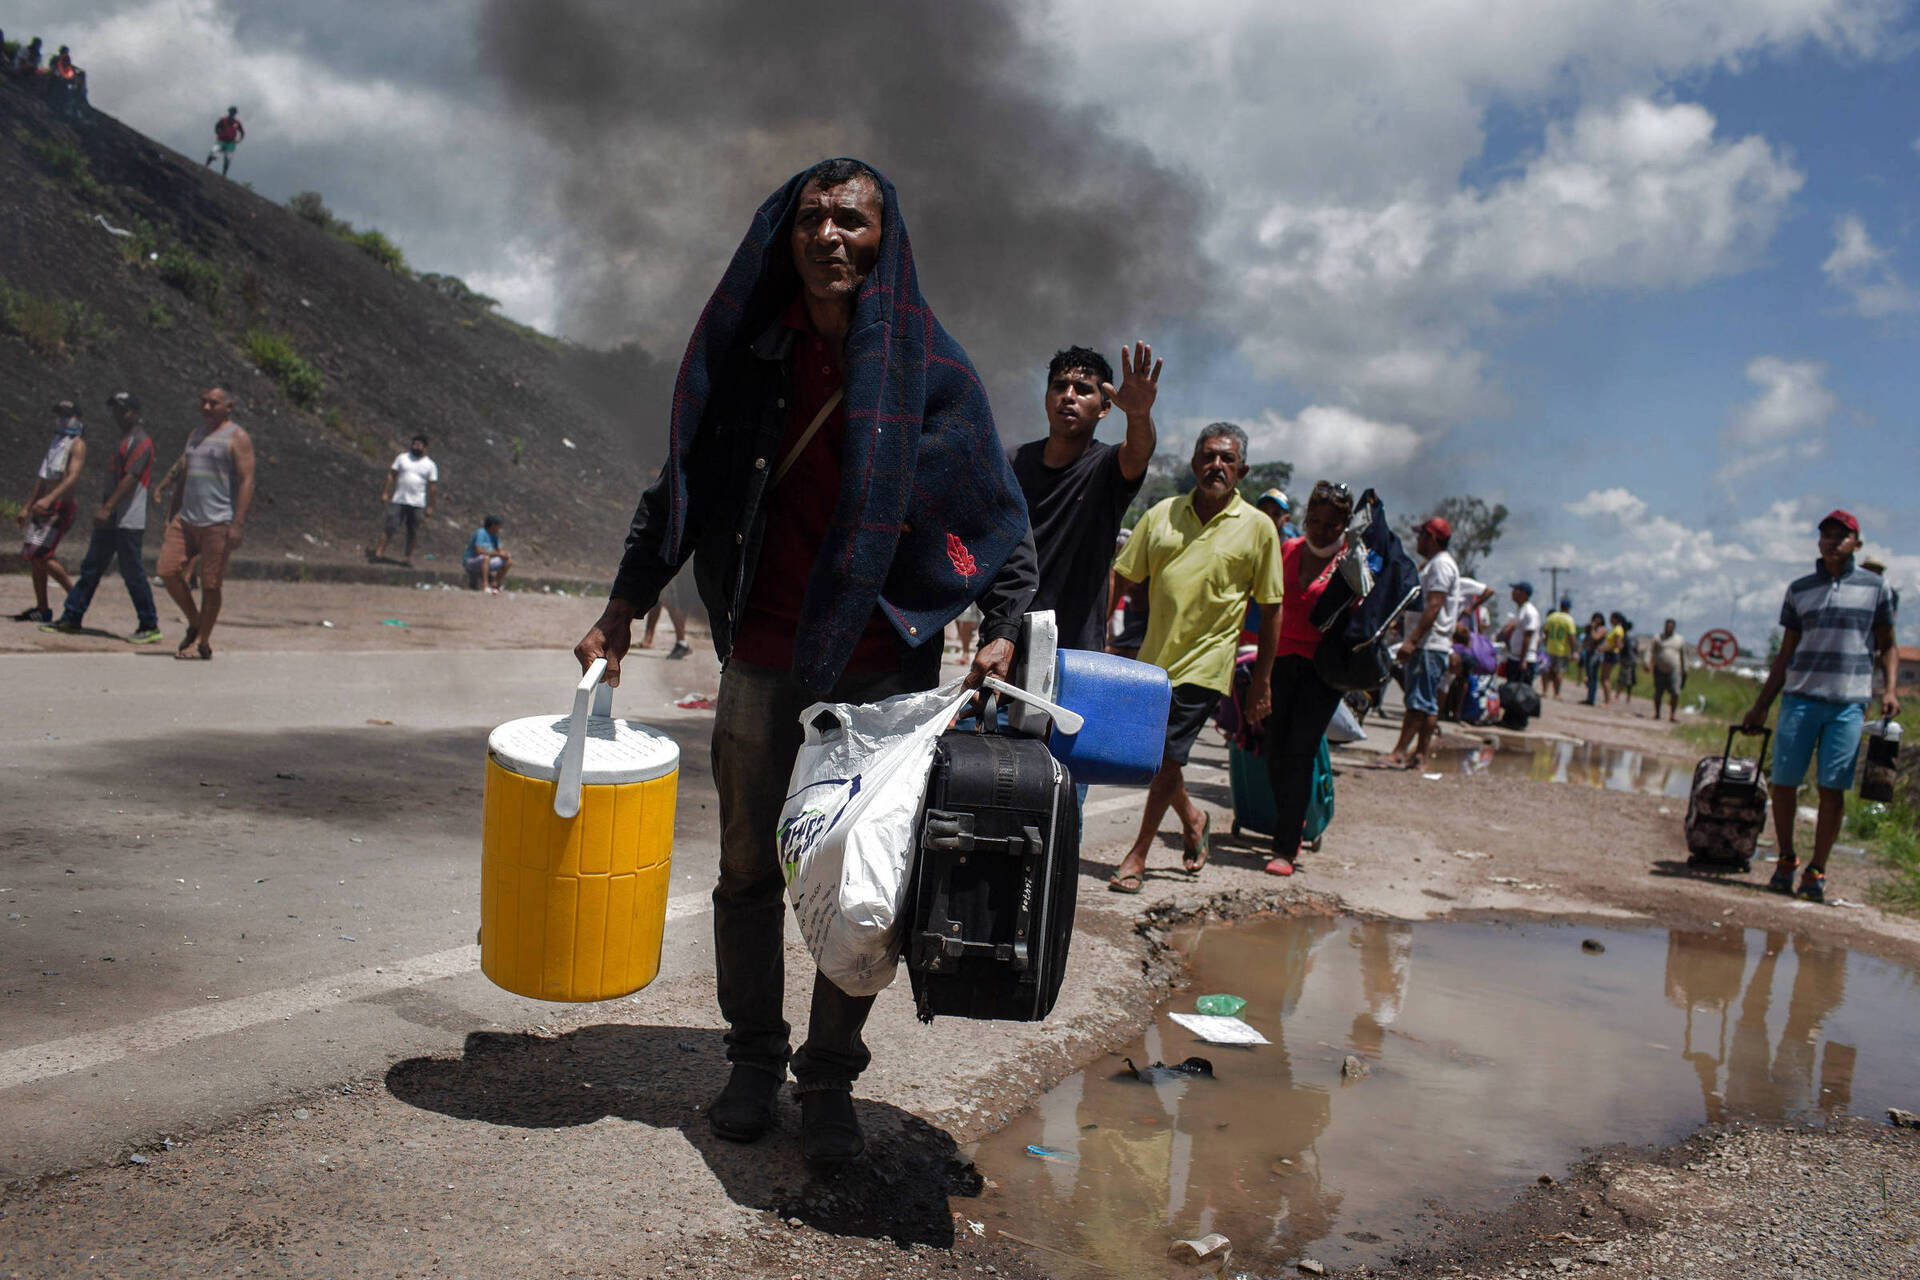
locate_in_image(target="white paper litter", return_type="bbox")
[1168,1013,1270,1045]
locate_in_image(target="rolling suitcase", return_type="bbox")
[1684,726,1771,872]
[906,726,1081,1023]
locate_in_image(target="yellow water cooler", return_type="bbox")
[480,658,681,1001]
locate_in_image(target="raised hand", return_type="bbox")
[1102,340,1163,419]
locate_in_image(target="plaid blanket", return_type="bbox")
[652,162,1029,692]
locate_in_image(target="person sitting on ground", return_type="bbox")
[41,392,162,643]
[13,37,42,78]
[638,574,690,659]
[1743,509,1899,904]
[1499,581,1539,686]
[1541,596,1577,701]
[1648,618,1687,723]
[1442,621,1500,721]
[463,516,510,592]
[369,435,438,564]
[1259,479,1355,877]
[206,106,244,176]
[158,387,254,660]
[13,399,86,622]
[1383,516,1459,770]
[1107,422,1284,891]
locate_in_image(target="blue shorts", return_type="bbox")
[1770,695,1865,791]
[1405,649,1448,715]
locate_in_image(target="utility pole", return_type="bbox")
[1542,565,1575,606]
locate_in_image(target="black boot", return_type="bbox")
[707,1065,782,1142]
[799,1089,865,1164]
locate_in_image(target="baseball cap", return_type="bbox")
[1257,488,1290,512]
[106,391,141,412]
[1510,580,1534,595]
[1559,596,1573,611]
[1818,509,1859,534]
[1418,516,1452,540]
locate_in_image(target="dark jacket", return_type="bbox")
[610,162,1035,693]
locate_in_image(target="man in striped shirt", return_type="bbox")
[1743,509,1899,903]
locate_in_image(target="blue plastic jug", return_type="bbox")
[1048,649,1171,785]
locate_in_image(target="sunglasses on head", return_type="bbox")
[1310,480,1352,503]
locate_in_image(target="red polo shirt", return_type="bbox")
[730,296,901,674]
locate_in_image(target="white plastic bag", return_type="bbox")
[776,677,973,996]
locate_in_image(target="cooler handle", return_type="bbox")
[981,676,1086,735]
[1723,723,1771,773]
[556,658,613,818]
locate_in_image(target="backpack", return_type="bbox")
[1308,489,1423,692]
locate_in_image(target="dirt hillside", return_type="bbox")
[0,78,671,581]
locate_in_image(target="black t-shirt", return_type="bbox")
[1009,438,1144,652]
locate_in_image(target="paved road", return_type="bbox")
[0,645,731,1180]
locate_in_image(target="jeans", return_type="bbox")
[710,655,933,1092]
[1264,655,1345,860]
[59,526,157,630]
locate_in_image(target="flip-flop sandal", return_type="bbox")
[175,626,198,655]
[1264,857,1296,876]
[174,643,213,661]
[1182,813,1212,874]
[1107,872,1144,894]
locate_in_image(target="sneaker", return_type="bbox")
[39,619,83,634]
[1797,867,1826,904]
[667,641,692,660]
[11,606,52,622]
[1766,859,1798,894]
[129,628,164,645]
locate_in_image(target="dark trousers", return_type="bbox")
[59,526,158,630]
[1264,654,1344,860]
[710,654,933,1092]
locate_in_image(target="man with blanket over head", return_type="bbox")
[574,159,1036,1164]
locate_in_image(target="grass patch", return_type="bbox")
[1665,668,1767,752]
[144,300,176,330]
[322,407,382,461]
[156,248,224,312]
[0,279,109,355]
[488,311,562,349]
[0,498,22,521]
[32,138,102,198]
[243,329,324,408]
[343,227,408,274]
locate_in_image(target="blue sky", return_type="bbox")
[19,0,1918,647]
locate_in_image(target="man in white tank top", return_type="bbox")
[157,387,255,660]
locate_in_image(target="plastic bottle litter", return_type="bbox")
[1024,1144,1076,1163]
[379,619,408,627]
[1194,993,1247,1017]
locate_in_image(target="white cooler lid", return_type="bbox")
[488,714,680,785]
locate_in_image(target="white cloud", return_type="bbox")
[1717,356,1835,484]
[1239,405,1424,477]
[1821,214,1915,317]
[1566,489,1648,521]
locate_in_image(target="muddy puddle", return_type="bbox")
[969,915,1920,1278]
[1439,741,1696,796]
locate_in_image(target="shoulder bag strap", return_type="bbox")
[771,389,844,489]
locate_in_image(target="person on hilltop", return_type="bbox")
[463,515,511,593]
[1744,510,1899,904]
[1648,617,1688,723]
[41,392,162,643]
[1106,422,1285,891]
[205,106,245,176]
[13,37,42,79]
[1541,596,1577,701]
[571,158,1035,1164]
[13,399,86,622]
[368,434,439,565]
[1009,342,1159,657]
[158,388,255,660]
[1383,516,1460,770]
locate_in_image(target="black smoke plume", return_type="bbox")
[477,0,1211,444]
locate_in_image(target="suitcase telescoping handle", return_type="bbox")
[555,657,615,819]
[1723,723,1771,773]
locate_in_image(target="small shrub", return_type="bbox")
[243,328,324,408]
[33,139,101,197]
[156,249,224,312]
[287,190,338,231]
[0,281,108,355]
[345,227,408,274]
[419,272,499,310]
[144,300,176,330]
[509,436,525,465]
[0,497,21,521]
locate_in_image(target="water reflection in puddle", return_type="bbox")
[970,916,1920,1278]
[1441,741,1696,796]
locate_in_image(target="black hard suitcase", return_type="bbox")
[906,729,1081,1023]
[1684,726,1771,872]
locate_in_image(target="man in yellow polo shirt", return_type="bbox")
[1106,422,1285,891]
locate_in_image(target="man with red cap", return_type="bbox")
[1743,509,1899,903]
[1384,515,1458,769]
